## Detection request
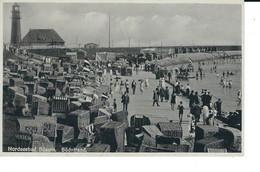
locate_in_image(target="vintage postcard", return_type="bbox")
[1,0,243,155]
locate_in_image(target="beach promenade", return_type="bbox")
[106,70,192,138]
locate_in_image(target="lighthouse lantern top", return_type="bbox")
[13,3,20,11]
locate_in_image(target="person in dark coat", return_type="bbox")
[186,84,191,98]
[170,91,176,110]
[165,86,170,102]
[189,90,194,107]
[113,99,117,112]
[206,92,212,108]
[175,83,180,95]
[194,91,200,105]
[121,92,130,111]
[167,72,172,82]
[177,101,184,124]
[125,79,130,93]
[201,91,207,106]
[191,103,201,123]
[214,98,222,116]
[131,80,136,94]
[153,89,160,106]
[159,87,165,102]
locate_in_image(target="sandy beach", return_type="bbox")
[105,71,193,138]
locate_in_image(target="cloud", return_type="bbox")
[3,3,242,47]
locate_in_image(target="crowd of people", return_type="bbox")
[106,76,151,113]
[150,74,224,127]
[106,58,240,129]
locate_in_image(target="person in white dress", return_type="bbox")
[237,90,242,103]
[140,81,144,93]
[145,77,149,87]
[201,105,209,125]
[161,77,166,89]
[115,80,119,93]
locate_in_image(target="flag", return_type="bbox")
[86,123,94,134]
[189,58,193,64]
[84,59,90,66]
[83,67,90,72]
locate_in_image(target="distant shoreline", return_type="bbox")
[150,51,242,67]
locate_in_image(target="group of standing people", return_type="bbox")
[111,77,150,112]
[152,86,170,106]
[113,78,149,95]
[220,77,232,88]
[165,79,223,126]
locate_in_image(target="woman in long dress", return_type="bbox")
[201,105,209,125]
[120,81,124,94]
[115,79,119,93]
[159,78,162,88]
[161,77,166,89]
[140,81,144,93]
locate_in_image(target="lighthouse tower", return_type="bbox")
[10,3,21,47]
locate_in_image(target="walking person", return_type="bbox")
[175,82,180,95]
[119,80,124,94]
[177,101,184,124]
[159,78,162,88]
[140,81,144,93]
[237,90,242,103]
[165,86,170,102]
[131,80,136,94]
[167,71,172,82]
[196,71,199,79]
[125,79,130,93]
[214,99,222,117]
[201,105,209,125]
[201,91,207,107]
[162,77,166,89]
[191,103,201,123]
[180,85,185,95]
[109,82,113,98]
[152,89,160,106]
[186,84,191,98]
[114,79,119,93]
[160,87,165,102]
[145,77,149,87]
[121,92,130,111]
[189,90,194,107]
[170,91,176,110]
[194,91,200,105]
[113,99,117,112]
[157,86,160,100]
[206,92,212,108]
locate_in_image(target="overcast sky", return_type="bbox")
[3,3,242,47]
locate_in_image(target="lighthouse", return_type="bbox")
[10,3,21,47]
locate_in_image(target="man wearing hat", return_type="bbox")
[121,92,130,111]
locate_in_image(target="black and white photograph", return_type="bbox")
[2,1,242,154]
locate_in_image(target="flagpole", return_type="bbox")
[108,9,111,48]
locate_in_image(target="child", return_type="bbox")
[113,99,117,112]
[177,101,184,124]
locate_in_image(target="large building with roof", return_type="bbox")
[20,29,65,49]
